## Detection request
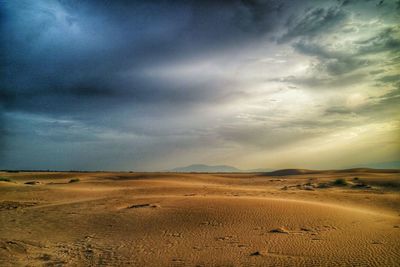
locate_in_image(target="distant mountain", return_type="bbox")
[171,164,241,173]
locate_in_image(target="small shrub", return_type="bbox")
[332,178,347,186]
[0,177,12,182]
[68,178,80,183]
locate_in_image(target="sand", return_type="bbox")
[0,170,399,266]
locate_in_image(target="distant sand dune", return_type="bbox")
[262,168,400,176]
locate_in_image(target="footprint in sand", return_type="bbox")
[127,203,159,209]
[215,235,236,241]
[24,181,41,185]
[200,221,223,227]
[269,227,290,234]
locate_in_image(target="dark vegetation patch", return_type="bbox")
[370,181,400,189]
[0,201,37,211]
[280,177,378,191]
[332,178,347,186]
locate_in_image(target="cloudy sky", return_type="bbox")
[1,0,399,171]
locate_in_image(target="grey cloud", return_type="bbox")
[293,40,371,76]
[293,41,344,59]
[273,0,399,92]
[369,69,385,75]
[274,72,366,88]
[324,106,354,115]
[323,86,400,121]
[281,25,400,90]
[378,74,400,84]
[356,26,400,55]
[216,114,366,151]
[280,6,347,42]
[216,123,320,149]
[324,58,369,76]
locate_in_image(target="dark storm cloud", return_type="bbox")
[2,0,396,114]
[234,0,287,33]
[0,0,294,118]
[2,0,356,121]
[1,0,303,170]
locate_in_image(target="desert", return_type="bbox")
[3,0,400,266]
[0,169,399,266]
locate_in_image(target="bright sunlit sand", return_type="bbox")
[1,170,399,266]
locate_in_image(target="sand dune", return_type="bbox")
[0,170,399,266]
[263,168,400,176]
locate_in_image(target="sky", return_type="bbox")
[1,0,399,171]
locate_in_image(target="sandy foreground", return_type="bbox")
[0,170,399,266]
